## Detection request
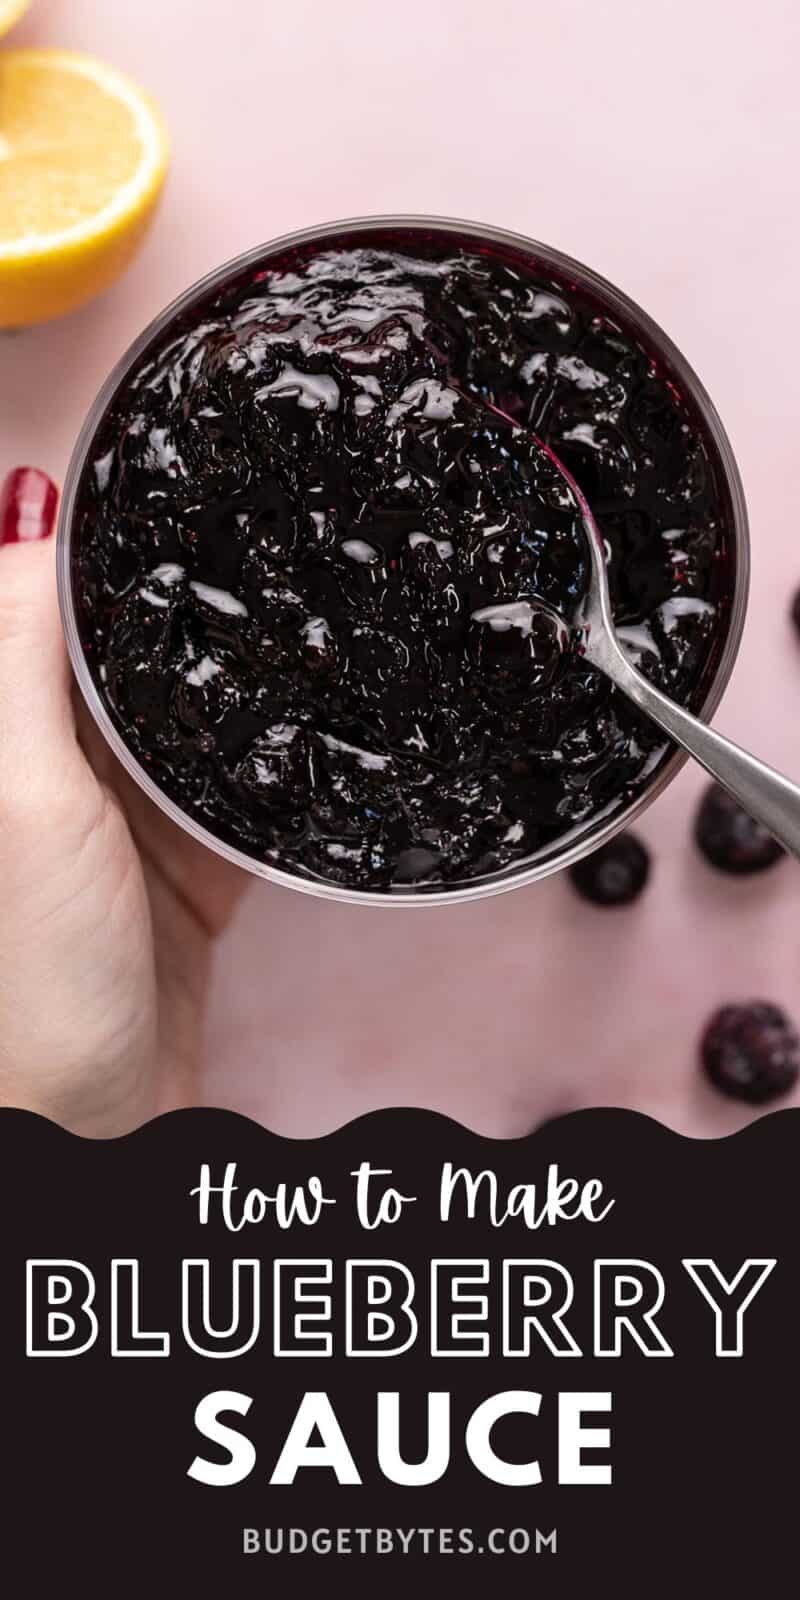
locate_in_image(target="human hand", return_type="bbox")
[0,467,248,1137]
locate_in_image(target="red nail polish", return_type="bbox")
[0,467,59,546]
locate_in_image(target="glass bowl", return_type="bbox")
[56,215,749,907]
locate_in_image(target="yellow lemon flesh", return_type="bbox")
[0,50,169,326]
[0,1,31,38]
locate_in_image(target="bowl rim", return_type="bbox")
[56,212,750,908]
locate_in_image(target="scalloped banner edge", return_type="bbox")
[0,1101,797,1148]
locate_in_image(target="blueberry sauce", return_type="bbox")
[71,227,735,890]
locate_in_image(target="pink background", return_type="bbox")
[3,0,800,1136]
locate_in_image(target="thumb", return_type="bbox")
[0,468,91,823]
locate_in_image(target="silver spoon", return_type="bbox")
[417,367,800,859]
[538,437,800,861]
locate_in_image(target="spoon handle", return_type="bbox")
[604,652,800,862]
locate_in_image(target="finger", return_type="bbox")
[0,468,93,824]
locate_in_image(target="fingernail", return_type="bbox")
[0,467,59,547]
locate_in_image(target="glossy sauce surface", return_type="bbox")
[72,230,733,889]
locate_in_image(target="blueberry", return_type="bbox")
[701,1002,800,1103]
[568,833,650,905]
[234,724,311,813]
[694,782,783,874]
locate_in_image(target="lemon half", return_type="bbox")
[0,0,31,39]
[0,49,169,325]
